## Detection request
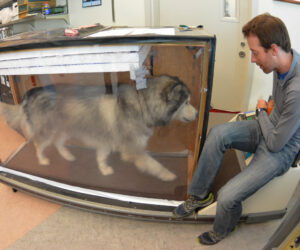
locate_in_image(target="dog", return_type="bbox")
[0,75,198,181]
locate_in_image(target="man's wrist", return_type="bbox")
[256,108,267,117]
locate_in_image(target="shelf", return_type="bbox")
[45,13,69,24]
[0,13,69,29]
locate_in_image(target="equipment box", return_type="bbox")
[0,27,216,221]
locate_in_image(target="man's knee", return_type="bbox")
[217,186,241,211]
[207,123,232,147]
[209,123,228,136]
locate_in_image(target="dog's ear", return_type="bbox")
[167,84,184,103]
[161,77,183,102]
[163,78,190,105]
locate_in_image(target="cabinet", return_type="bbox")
[17,0,61,18]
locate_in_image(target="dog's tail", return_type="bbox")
[0,102,23,131]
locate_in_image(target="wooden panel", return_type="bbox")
[148,45,204,152]
[10,75,43,101]
[8,76,21,104]
[147,44,209,189]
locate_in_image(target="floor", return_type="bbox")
[0,112,297,250]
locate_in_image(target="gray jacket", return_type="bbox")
[258,49,300,154]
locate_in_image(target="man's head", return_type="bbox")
[242,13,292,74]
[242,13,291,53]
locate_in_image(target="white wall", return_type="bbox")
[247,0,300,110]
[68,0,147,28]
[67,0,300,111]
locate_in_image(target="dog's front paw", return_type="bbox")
[99,165,114,176]
[38,157,50,166]
[158,170,177,182]
[62,151,76,162]
[121,152,132,162]
[65,154,76,162]
[56,147,76,162]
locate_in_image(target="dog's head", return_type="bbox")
[143,75,198,126]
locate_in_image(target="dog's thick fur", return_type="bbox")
[0,75,197,181]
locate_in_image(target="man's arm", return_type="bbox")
[256,90,300,152]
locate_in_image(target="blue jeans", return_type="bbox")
[188,120,295,237]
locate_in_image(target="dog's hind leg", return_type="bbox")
[96,147,114,176]
[124,152,177,181]
[54,133,76,162]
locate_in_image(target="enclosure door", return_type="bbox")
[158,0,251,111]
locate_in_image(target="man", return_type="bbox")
[173,13,300,245]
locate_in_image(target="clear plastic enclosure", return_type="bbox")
[0,34,215,204]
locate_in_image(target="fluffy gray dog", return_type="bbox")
[0,75,198,181]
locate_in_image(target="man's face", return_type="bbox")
[247,34,274,74]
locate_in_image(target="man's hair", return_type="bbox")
[242,13,291,52]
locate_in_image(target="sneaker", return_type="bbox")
[198,225,238,245]
[172,192,214,219]
[198,231,224,245]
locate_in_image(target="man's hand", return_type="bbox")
[256,99,268,109]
